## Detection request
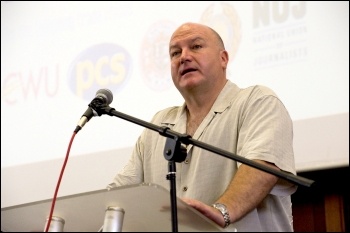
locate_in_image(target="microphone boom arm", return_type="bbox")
[99,105,315,188]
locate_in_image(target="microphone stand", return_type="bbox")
[91,102,315,232]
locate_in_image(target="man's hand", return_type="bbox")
[181,198,227,228]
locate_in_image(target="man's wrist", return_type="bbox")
[212,203,231,228]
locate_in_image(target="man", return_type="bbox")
[109,22,297,231]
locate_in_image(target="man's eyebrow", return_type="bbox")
[169,37,205,51]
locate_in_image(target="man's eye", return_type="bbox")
[171,51,179,57]
[193,45,202,49]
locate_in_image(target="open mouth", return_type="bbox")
[181,68,197,76]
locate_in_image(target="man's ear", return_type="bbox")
[220,50,229,69]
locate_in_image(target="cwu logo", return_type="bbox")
[68,43,132,101]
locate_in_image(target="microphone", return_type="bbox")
[75,89,113,133]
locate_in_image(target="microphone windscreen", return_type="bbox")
[96,89,113,105]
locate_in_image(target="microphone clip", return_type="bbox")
[88,97,109,117]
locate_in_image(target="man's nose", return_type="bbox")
[180,48,191,64]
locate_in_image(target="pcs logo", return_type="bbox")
[68,43,132,101]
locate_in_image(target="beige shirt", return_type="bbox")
[111,80,297,231]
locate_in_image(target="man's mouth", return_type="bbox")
[181,68,197,76]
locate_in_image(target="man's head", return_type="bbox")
[169,22,229,96]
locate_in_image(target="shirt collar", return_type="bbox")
[161,80,240,125]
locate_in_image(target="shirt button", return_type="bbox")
[182,186,188,192]
[184,159,189,164]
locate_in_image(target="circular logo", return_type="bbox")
[140,20,177,92]
[200,2,242,62]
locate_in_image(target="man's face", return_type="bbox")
[169,23,227,94]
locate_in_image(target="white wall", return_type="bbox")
[1,1,349,208]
